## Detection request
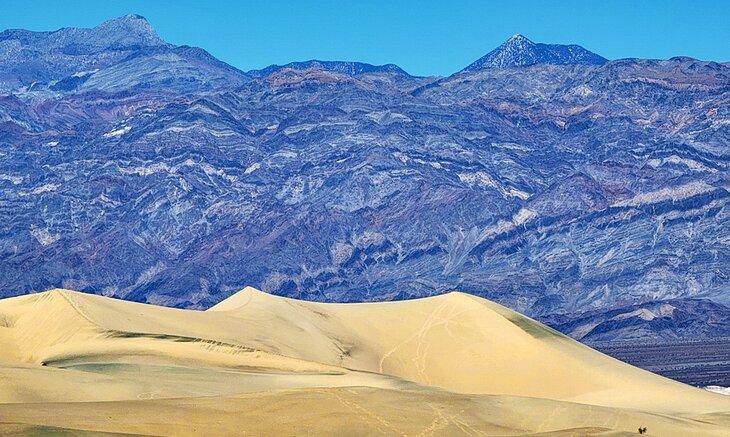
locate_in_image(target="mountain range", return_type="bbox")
[247,60,412,78]
[1,15,729,344]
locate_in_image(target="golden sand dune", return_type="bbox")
[0,287,728,436]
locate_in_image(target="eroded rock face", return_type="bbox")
[1,18,729,341]
[543,298,730,343]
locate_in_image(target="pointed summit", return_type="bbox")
[462,35,607,71]
[121,13,148,21]
[509,34,530,41]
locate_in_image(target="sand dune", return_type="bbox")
[0,287,729,436]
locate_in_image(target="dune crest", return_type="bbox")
[1,288,729,435]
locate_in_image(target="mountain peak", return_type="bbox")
[0,14,165,52]
[94,14,164,48]
[121,13,148,21]
[509,33,531,42]
[462,35,607,71]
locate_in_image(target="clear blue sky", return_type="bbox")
[2,0,729,76]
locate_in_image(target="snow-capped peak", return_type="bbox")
[462,35,607,71]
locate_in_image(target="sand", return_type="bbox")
[0,287,728,436]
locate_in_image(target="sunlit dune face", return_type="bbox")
[0,288,728,436]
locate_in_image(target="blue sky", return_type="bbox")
[2,0,729,76]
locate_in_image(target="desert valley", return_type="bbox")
[2,4,730,435]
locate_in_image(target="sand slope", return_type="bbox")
[0,287,729,436]
[210,287,730,413]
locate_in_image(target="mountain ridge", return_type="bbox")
[462,34,608,71]
[247,60,413,77]
[0,14,166,51]
[1,16,729,346]
[0,14,247,94]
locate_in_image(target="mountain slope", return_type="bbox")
[544,298,730,343]
[462,34,608,70]
[1,17,729,346]
[0,14,247,94]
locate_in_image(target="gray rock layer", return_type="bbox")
[1,17,729,342]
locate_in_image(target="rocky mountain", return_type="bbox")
[462,34,608,70]
[0,14,248,94]
[1,16,729,343]
[544,298,730,343]
[248,60,412,77]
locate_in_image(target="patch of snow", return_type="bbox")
[30,183,58,195]
[596,247,618,268]
[30,225,60,246]
[103,126,131,138]
[365,111,413,124]
[244,163,261,174]
[353,231,386,248]
[201,162,238,184]
[491,142,530,151]
[393,152,409,163]
[507,188,530,200]
[572,84,594,97]
[705,386,730,396]
[72,69,99,78]
[155,126,196,134]
[187,103,219,116]
[276,176,307,204]
[458,172,500,189]
[200,163,223,176]
[654,198,727,222]
[458,172,530,199]
[477,208,538,243]
[646,155,717,173]
[711,119,730,128]
[0,174,23,185]
[271,150,298,159]
[144,124,236,138]
[330,242,354,265]
[283,121,355,135]
[96,194,121,207]
[613,181,715,207]
[119,162,172,177]
[613,308,658,322]
[283,124,317,135]
[513,208,537,226]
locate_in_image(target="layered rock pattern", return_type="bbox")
[1,16,729,341]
